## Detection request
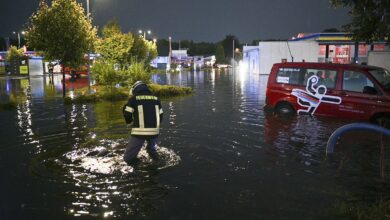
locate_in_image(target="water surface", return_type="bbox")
[0,71,389,219]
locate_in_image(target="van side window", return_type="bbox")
[276,68,305,85]
[342,71,374,93]
[304,69,338,89]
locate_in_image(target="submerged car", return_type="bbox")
[265,62,390,126]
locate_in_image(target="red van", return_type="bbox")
[265,62,390,126]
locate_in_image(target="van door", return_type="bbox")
[334,70,378,120]
[296,68,339,116]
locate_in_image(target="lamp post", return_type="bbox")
[86,0,92,92]
[138,30,151,39]
[86,0,90,20]
[168,36,172,70]
[12,31,25,48]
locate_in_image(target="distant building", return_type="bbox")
[204,55,216,67]
[151,49,216,70]
[242,46,260,74]
[171,49,192,66]
[243,32,390,75]
[151,56,169,69]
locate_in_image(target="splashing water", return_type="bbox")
[38,138,181,218]
[62,139,181,175]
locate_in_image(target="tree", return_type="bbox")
[6,46,24,63]
[220,35,240,59]
[156,39,170,56]
[26,0,97,96]
[102,19,122,37]
[130,35,157,65]
[215,44,225,64]
[95,20,135,65]
[189,42,216,55]
[144,39,158,65]
[26,0,96,66]
[330,0,390,44]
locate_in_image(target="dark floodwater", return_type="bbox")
[0,71,389,219]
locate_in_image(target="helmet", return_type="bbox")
[129,81,147,96]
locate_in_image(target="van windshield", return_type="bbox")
[369,68,390,91]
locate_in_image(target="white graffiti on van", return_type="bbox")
[291,75,342,115]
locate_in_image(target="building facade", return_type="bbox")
[243,33,389,75]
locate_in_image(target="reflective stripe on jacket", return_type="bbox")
[123,94,163,137]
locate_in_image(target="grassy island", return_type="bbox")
[64,83,193,104]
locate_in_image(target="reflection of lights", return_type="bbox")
[6,79,10,94]
[168,101,176,125]
[237,61,248,95]
[16,92,43,153]
[238,60,248,74]
[210,69,216,112]
[69,91,75,99]
[210,69,215,85]
[104,211,114,218]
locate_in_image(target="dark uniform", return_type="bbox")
[122,81,163,164]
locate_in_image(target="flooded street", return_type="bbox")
[0,71,389,219]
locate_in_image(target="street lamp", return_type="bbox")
[138,30,151,39]
[12,31,25,48]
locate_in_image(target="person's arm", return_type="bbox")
[123,98,135,124]
[158,100,163,123]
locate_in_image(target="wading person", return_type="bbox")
[122,81,163,165]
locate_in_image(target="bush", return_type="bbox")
[91,61,120,90]
[63,84,192,104]
[120,60,150,86]
[92,59,151,88]
[6,46,24,62]
[149,84,192,98]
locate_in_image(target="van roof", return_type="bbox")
[273,62,381,70]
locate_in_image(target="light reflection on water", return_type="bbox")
[56,138,180,217]
[0,71,389,219]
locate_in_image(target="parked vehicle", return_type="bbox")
[265,62,390,126]
[214,63,232,69]
[64,66,88,78]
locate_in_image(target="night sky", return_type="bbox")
[0,0,351,43]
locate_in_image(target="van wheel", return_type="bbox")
[373,117,390,129]
[275,102,295,115]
